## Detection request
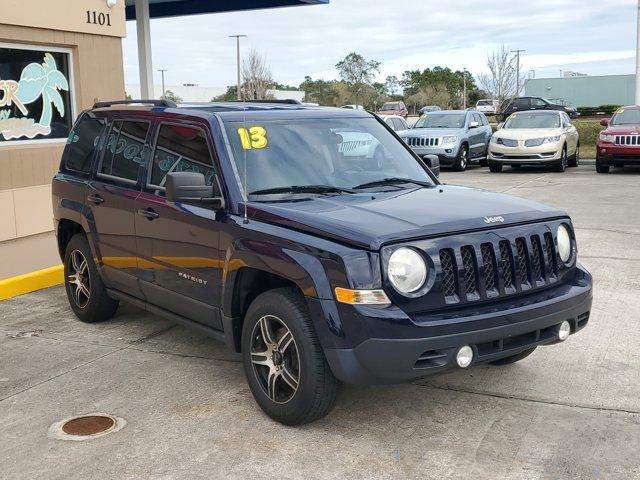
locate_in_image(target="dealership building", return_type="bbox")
[0,0,326,297]
[525,74,635,108]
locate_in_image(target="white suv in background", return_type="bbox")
[476,99,499,115]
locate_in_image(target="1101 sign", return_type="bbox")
[86,10,112,27]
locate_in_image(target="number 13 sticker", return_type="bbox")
[237,126,268,150]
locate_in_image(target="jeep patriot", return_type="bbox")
[53,99,593,425]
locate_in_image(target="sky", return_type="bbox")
[122,0,637,89]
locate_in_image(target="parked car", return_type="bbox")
[500,97,579,121]
[596,105,640,173]
[53,99,592,425]
[378,114,410,133]
[475,99,499,115]
[488,110,579,172]
[341,104,364,110]
[377,101,408,118]
[418,105,441,116]
[399,110,492,170]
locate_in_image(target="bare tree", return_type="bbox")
[478,45,524,109]
[335,52,381,107]
[241,49,274,100]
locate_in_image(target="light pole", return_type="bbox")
[229,34,247,101]
[511,49,526,96]
[636,0,640,104]
[462,68,467,109]
[158,69,167,99]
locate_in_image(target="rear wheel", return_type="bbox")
[489,347,537,365]
[453,145,468,171]
[241,288,338,425]
[596,161,610,173]
[63,234,118,323]
[568,142,579,167]
[489,161,503,173]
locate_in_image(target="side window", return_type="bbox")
[562,113,572,126]
[473,113,482,125]
[392,118,403,131]
[385,117,394,128]
[480,114,489,126]
[149,124,217,193]
[513,98,530,109]
[531,98,546,108]
[62,113,105,173]
[100,120,150,182]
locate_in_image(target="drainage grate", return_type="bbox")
[62,415,115,436]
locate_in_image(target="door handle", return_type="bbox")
[87,194,104,205]
[137,208,159,220]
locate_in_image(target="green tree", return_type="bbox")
[299,76,340,106]
[163,90,182,103]
[335,52,381,106]
[213,86,238,102]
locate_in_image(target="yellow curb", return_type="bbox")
[0,265,64,301]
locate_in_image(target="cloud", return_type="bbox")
[122,0,638,87]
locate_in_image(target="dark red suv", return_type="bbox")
[376,101,408,118]
[596,105,640,173]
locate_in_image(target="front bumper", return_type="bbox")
[597,144,640,165]
[406,145,459,166]
[489,141,562,164]
[320,265,592,384]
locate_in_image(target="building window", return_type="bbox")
[0,44,73,143]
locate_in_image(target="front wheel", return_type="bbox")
[568,142,579,167]
[553,146,567,172]
[596,161,610,174]
[453,145,468,171]
[241,288,338,425]
[489,161,503,173]
[489,347,537,365]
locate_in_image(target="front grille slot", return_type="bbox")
[460,246,478,297]
[515,237,531,288]
[499,240,514,289]
[530,235,545,283]
[481,243,497,294]
[615,135,639,146]
[439,249,457,298]
[544,232,558,277]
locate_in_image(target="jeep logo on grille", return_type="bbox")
[483,216,505,224]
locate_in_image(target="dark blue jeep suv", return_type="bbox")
[52,100,593,425]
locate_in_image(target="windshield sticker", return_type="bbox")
[237,126,268,150]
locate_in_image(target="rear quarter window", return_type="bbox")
[61,113,106,174]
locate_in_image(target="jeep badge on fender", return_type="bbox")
[52,99,593,425]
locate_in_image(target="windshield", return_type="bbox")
[504,113,561,129]
[222,117,435,197]
[414,113,466,129]
[381,103,400,111]
[611,108,640,125]
[476,100,493,106]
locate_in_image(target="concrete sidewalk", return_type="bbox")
[1,165,639,480]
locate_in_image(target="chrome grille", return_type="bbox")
[439,249,457,297]
[615,135,640,146]
[406,136,440,147]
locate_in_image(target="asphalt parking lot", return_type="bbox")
[2,164,639,480]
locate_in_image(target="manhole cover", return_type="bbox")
[48,413,125,441]
[62,415,115,436]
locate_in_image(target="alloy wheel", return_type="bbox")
[250,315,300,404]
[67,250,91,308]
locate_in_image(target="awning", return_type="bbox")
[125,0,328,20]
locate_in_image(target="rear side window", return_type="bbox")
[99,120,150,182]
[149,124,217,191]
[62,113,105,173]
[513,98,530,109]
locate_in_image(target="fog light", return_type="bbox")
[456,345,473,368]
[558,321,571,341]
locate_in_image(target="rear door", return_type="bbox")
[468,113,486,157]
[134,121,224,329]
[86,117,151,297]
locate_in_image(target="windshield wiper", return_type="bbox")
[353,177,433,190]
[249,184,356,196]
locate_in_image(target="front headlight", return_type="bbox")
[543,135,561,143]
[387,247,427,294]
[599,133,614,143]
[557,224,573,264]
[442,135,458,144]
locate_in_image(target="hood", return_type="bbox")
[248,185,566,250]
[495,128,562,140]
[401,127,462,138]
[603,125,640,135]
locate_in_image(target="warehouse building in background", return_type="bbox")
[525,74,635,108]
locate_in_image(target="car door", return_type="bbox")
[511,98,531,113]
[134,121,224,329]
[86,118,151,298]
[468,113,486,158]
[479,113,492,156]
[562,113,579,154]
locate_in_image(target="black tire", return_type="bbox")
[553,146,567,172]
[489,161,503,173]
[489,347,537,365]
[63,233,119,323]
[596,161,610,174]
[568,142,579,167]
[479,158,488,168]
[453,144,468,171]
[241,288,338,425]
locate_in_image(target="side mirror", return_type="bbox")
[469,121,479,129]
[166,172,225,210]
[600,118,610,127]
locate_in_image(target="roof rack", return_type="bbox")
[92,99,177,109]
[224,99,302,105]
